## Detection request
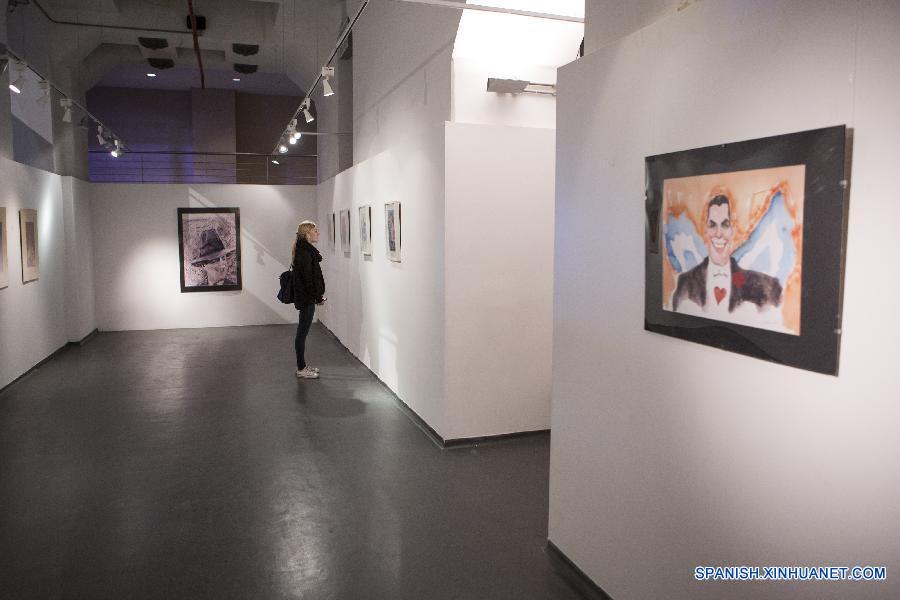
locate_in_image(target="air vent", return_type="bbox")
[138,37,169,50]
[148,58,175,70]
[186,15,206,30]
[232,44,259,57]
[233,63,258,74]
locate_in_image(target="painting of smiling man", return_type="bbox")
[662,165,805,335]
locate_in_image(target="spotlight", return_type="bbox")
[278,143,288,154]
[60,98,73,123]
[271,159,279,165]
[292,131,302,141]
[147,73,157,78]
[232,78,240,82]
[96,125,106,146]
[110,139,123,158]
[321,66,335,97]
[301,98,314,124]
[9,62,25,94]
[36,81,50,106]
[289,135,297,145]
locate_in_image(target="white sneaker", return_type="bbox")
[296,367,320,379]
[307,366,320,373]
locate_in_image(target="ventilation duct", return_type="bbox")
[148,58,175,70]
[138,37,169,51]
[232,43,259,56]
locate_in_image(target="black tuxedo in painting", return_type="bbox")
[673,257,782,312]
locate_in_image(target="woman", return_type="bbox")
[292,220,326,379]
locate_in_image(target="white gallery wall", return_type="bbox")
[90,183,316,331]
[550,2,900,599]
[0,155,73,389]
[444,122,555,438]
[62,176,96,343]
[317,127,447,434]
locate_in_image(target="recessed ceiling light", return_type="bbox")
[147,73,157,77]
[232,78,241,82]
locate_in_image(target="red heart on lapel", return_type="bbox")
[714,287,727,305]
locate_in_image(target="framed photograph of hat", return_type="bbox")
[359,205,372,256]
[19,208,39,283]
[644,125,849,375]
[177,207,242,293]
[385,202,401,262]
[339,209,351,253]
[0,208,8,289]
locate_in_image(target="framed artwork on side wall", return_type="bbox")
[340,209,351,253]
[329,212,336,251]
[385,202,401,262]
[177,207,242,293]
[0,207,8,289]
[644,125,849,375]
[359,205,372,256]
[19,208,39,283]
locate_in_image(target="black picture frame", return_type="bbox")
[177,207,242,293]
[644,126,850,375]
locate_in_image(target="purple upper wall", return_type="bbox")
[87,87,193,153]
[85,87,314,184]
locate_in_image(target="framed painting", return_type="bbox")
[0,208,8,289]
[329,212,336,251]
[645,125,849,375]
[359,205,372,256]
[385,202,401,262]
[340,209,351,253]
[177,207,242,293]
[19,208,39,283]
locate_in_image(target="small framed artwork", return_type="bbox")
[340,209,351,253]
[19,208,39,283]
[177,207,242,293]
[385,202,401,262]
[0,207,8,289]
[359,205,372,256]
[645,125,849,375]
[329,212,336,251]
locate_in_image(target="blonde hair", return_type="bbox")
[292,220,317,262]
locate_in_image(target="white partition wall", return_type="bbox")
[90,184,317,331]
[317,126,448,435]
[0,156,70,389]
[550,2,900,599]
[444,122,555,439]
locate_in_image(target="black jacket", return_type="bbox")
[292,238,325,307]
[673,257,782,312]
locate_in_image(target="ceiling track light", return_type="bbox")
[271,0,371,155]
[301,98,314,124]
[6,48,127,150]
[36,81,50,106]
[278,142,288,154]
[60,98,73,123]
[321,66,335,97]
[9,61,26,94]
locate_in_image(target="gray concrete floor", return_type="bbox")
[0,324,584,599]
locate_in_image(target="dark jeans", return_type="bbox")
[295,304,316,370]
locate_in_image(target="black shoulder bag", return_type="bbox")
[277,267,294,304]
